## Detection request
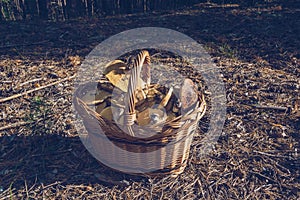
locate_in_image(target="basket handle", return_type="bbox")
[124,50,151,136]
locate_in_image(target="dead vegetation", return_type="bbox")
[0,2,299,199]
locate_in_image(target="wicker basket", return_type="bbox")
[73,50,206,177]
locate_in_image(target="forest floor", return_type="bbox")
[0,2,299,199]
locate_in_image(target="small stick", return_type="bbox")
[0,75,75,103]
[0,121,33,131]
[1,80,13,83]
[24,179,29,200]
[19,78,44,87]
[41,181,62,190]
[197,179,206,199]
[248,104,288,111]
[0,188,16,200]
[253,150,289,158]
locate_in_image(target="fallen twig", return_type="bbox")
[247,104,289,111]
[0,121,33,131]
[0,188,16,200]
[253,150,290,158]
[19,78,44,87]
[1,80,13,83]
[41,181,62,191]
[0,75,76,103]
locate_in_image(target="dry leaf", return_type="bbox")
[68,55,81,66]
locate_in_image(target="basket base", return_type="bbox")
[96,158,188,178]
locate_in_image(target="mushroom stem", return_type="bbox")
[159,87,173,108]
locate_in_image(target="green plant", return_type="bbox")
[24,96,53,134]
[219,43,238,59]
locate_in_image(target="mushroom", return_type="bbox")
[159,87,173,108]
[104,59,149,93]
[104,60,129,92]
[180,79,198,111]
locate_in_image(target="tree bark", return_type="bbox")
[37,0,48,20]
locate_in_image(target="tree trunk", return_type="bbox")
[37,0,48,20]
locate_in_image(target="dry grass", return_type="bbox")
[0,2,299,199]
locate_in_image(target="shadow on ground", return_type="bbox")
[0,135,145,190]
[0,1,299,199]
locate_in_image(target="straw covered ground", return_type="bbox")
[0,2,299,199]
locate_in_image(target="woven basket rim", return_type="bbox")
[73,80,206,143]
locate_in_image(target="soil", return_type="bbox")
[0,2,299,199]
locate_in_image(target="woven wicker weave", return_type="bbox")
[73,50,206,176]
